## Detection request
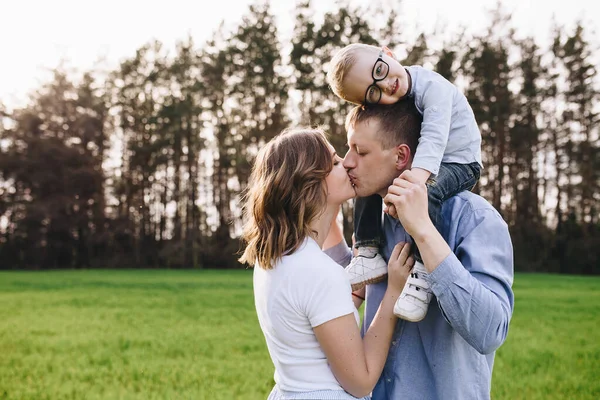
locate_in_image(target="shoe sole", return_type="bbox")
[393,310,426,322]
[350,273,388,292]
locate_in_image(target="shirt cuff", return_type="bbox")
[323,240,352,268]
[426,252,466,296]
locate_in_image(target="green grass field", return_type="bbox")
[0,270,598,400]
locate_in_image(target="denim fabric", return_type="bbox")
[353,195,383,248]
[413,161,481,262]
[354,162,481,261]
[362,191,514,400]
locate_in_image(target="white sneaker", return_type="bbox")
[393,261,433,322]
[345,247,388,292]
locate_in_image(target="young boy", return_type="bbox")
[327,43,482,322]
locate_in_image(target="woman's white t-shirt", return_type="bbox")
[253,237,359,392]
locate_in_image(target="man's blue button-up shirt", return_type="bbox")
[327,191,514,400]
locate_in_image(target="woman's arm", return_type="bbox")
[313,242,412,398]
[323,214,366,309]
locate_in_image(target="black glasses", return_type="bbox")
[364,50,389,105]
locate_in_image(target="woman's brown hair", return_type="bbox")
[238,127,333,269]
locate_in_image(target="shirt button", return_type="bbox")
[391,340,397,346]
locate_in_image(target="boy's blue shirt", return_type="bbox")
[406,65,483,175]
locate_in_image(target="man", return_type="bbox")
[328,99,514,400]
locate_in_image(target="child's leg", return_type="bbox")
[412,162,481,262]
[353,194,383,249]
[346,195,388,292]
[394,162,481,322]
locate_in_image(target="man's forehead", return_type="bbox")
[347,119,379,144]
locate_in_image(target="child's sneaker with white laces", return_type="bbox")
[345,246,388,292]
[393,261,433,322]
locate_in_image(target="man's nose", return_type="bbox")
[342,152,355,169]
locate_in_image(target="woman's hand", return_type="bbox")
[315,242,413,398]
[386,241,414,293]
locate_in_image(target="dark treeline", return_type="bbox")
[0,1,598,273]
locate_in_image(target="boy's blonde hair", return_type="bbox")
[327,43,381,105]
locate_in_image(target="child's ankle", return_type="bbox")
[358,246,379,257]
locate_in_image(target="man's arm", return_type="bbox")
[384,170,514,354]
[427,208,514,354]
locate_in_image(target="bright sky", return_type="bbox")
[1,0,597,109]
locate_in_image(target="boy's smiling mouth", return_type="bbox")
[390,78,399,96]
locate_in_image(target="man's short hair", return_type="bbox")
[345,99,422,154]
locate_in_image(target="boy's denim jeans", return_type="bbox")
[354,162,481,263]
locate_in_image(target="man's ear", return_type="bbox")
[382,45,396,60]
[394,143,411,170]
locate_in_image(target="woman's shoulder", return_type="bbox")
[284,239,349,281]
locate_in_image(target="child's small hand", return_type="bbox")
[383,202,398,219]
[411,167,431,185]
[383,179,402,219]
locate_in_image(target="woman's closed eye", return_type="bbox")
[332,153,343,166]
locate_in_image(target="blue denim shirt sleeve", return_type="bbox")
[368,192,514,399]
[427,204,514,354]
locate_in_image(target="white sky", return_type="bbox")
[0,0,597,109]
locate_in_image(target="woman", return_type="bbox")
[239,127,413,400]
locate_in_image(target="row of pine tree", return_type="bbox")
[0,1,598,272]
